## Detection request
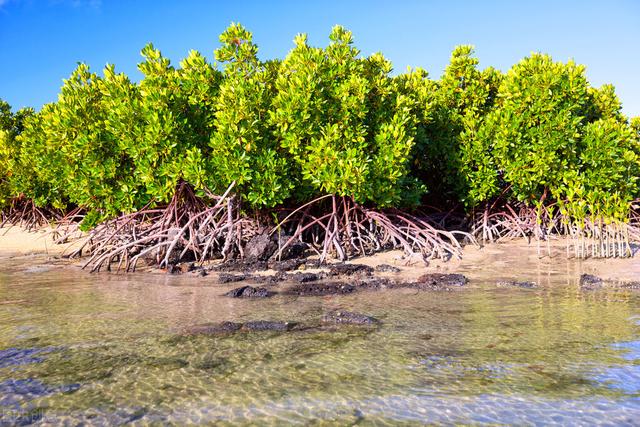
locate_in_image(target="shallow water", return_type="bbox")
[1,250,640,425]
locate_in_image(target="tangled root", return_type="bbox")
[472,202,639,258]
[0,195,63,231]
[271,195,473,263]
[77,182,259,272]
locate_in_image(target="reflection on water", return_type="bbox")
[0,252,640,425]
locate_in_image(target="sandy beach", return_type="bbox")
[0,225,85,258]
[0,225,638,286]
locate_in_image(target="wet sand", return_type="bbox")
[0,226,84,258]
[0,226,639,285]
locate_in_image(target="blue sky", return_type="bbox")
[1,0,639,117]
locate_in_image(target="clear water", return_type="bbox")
[1,251,640,425]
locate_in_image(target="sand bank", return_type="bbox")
[0,226,85,258]
[1,225,639,284]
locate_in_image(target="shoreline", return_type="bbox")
[0,225,85,259]
[1,225,639,285]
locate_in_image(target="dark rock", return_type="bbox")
[328,263,374,277]
[166,264,181,274]
[251,272,288,284]
[355,277,392,290]
[580,274,604,290]
[375,264,401,273]
[304,259,324,268]
[243,321,297,331]
[184,321,243,335]
[289,272,326,283]
[211,260,269,273]
[620,281,640,290]
[145,357,188,370]
[284,281,356,296]
[322,309,380,325]
[191,269,208,277]
[245,233,278,261]
[218,273,247,284]
[0,347,56,368]
[224,285,273,298]
[406,273,468,290]
[193,356,231,372]
[269,258,306,272]
[271,237,308,261]
[496,280,537,289]
[180,262,196,273]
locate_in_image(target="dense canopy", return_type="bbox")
[1,23,638,258]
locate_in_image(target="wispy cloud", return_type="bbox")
[51,0,102,9]
[0,0,103,10]
[0,0,102,10]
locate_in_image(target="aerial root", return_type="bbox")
[0,195,63,232]
[79,181,259,272]
[271,195,473,263]
[471,202,636,258]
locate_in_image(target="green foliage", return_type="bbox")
[413,46,501,205]
[586,84,624,122]
[576,118,639,220]
[478,54,590,204]
[14,64,135,218]
[206,23,291,208]
[3,24,638,232]
[468,53,637,223]
[631,117,640,143]
[131,45,221,204]
[271,26,420,207]
[0,100,34,206]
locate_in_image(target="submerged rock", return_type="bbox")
[251,272,288,284]
[183,320,298,335]
[407,273,468,290]
[579,274,604,290]
[322,309,380,325]
[328,263,374,277]
[496,280,537,289]
[289,272,326,283]
[284,281,356,296]
[224,285,273,298]
[184,321,243,335]
[619,281,640,290]
[217,273,247,284]
[375,264,401,273]
[0,347,57,368]
[243,321,298,331]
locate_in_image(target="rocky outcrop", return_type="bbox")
[224,286,273,298]
[244,233,278,261]
[579,274,604,290]
[322,309,380,325]
[218,273,247,284]
[374,264,401,273]
[284,281,357,296]
[328,263,374,277]
[405,273,468,290]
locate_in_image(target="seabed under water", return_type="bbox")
[1,242,640,425]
